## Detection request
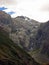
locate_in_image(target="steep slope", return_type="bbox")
[10,16,40,51]
[30,21,49,64]
[0,27,40,65]
[0,11,41,52]
[0,11,11,25]
[0,11,12,33]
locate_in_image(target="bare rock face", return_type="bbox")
[0,11,41,51]
[10,16,40,51]
[0,11,13,33]
[0,11,12,25]
[32,21,49,64]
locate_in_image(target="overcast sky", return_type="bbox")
[0,0,49,22]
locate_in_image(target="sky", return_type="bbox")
[0,0,49,22]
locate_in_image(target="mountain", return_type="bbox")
[0,11,41,52]
[30,21,49,64]
[10,16,41,51]
[0,11,42,64]
[0,26,40,65]
[0,11,12,33]
[0,11,11,24]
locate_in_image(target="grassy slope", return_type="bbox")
[0,28,40,65]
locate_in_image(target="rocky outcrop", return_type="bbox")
[10,16,40,51]
[31,21,49,64]
[0,11,12,33]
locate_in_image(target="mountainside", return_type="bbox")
[0,26,40,65]
[30,21,49,64]
[10,16,40,51]
[0,11,12,33]
[0,11,41,52]
[1,11,49,65]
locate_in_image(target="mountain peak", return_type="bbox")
[0,11,12,25]
[0,11,10,17]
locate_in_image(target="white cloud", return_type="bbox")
[0,0,17,5]
[0,0,49,22]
